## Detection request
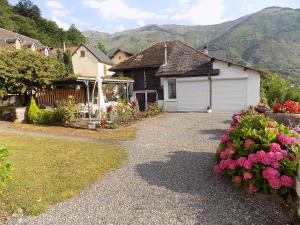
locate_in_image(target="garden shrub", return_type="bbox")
[27,97,40,123]
[145,103,164,117]
[37,109,55,124]
[53,96,76,123]
[113,101,140,124]
[214,111,299,196]
[0,146,11,193]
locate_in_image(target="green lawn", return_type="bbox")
[0,132,127,215]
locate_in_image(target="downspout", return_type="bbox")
[208,74,212,112]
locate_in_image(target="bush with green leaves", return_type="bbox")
[214,111,299,197]
[0,146,11,193]
[53,96,76,124]
[36,109,55,124]
[145,103,164,118]
[27,97,40,123]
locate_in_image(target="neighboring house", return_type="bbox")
[0,27,50,56]
[110,40,261,112]
[111,49,134,64]
[72,43,115,79]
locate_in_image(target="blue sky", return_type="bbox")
[8,0,300,33]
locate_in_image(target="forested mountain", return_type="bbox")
[0,0,85,48]
[84,7,300,77]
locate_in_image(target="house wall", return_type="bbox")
[72,45,99,77]
[72,45,114,78]
[15,40,21,49]
[162,61,261,112]
[112,51,131,64]
[212,60,260,106]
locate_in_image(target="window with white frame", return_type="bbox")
[168,79,176,99]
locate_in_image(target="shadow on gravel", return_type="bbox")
[198,129,225,140]
[136,151,296,225]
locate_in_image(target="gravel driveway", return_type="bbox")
[5,113,295,225]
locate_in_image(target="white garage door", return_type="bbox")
[212,79,247,112]
[177,80,209,111]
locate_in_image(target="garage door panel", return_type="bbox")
[212,79,247,112]
[177,80,209,111]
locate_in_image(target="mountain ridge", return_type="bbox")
[83,7,300,77]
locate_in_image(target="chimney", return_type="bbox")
[203,46,208,54]
[164,44,168,65]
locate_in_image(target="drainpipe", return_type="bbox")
[208,73,212,113]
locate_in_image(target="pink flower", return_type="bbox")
[247,184,258,193]
[280,150,288,158]
[271,161,280,169]
[281,175,294,187]
[243,172,253,180]
[243,160,253,169]
[220,151,228,159]
[219,160,227,170]
[268,178,282,189]
[227,159,237,169]
[214,165,223,174]
[274,151,283,161]
[256,150,266,162]
[268,121,274,128]
[261,153,271,165]
[220,134,230,143]
[227,127,235,134]
[248,153,257,163]
[269,143,281,152]
[236,157,247,167]
[244,139,255,149]
[277,133,299,145]
[262,167,280,180]
[233,175,242,184]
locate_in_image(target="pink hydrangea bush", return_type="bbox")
[214,112,300,196]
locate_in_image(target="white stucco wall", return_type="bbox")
[161,60,261,112]
[212,60,261,107]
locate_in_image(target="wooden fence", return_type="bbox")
[36,88,85,106]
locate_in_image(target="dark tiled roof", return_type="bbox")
[111,40,219,77]
[111,48,134,58]
[76,43,114,66]
[111,40,178,70]
[0,27,46,49]
[157,41,219,77]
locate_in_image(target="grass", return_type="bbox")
[9,123,137,141]
[0,131,128,215]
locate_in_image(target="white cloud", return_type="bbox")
[53,16,70,30]
[116,24,126,31]
[137,20,145,26]
[84,0,163,20]
[46,0,64,9]
[171,0,226,25]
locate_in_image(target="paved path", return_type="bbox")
[5,113,295,225]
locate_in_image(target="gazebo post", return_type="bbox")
[85,80,91,122]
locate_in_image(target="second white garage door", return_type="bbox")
[212,79,247,112]
[177,80,209,111]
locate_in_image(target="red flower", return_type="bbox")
[106,105,113,112]
[283,100,299,114]
[272,102,284,113]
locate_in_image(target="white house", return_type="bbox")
[72,43,115,79]
[111,40,261,112]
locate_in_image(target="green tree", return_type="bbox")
[96,42,107,54]
[0,47,66,104]
[65,24,86,47]
[13,0,40,19]
[260,69,300,106]
[63,50,74,74]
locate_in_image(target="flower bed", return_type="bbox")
[214,111,299,196]
[273,100,300,114]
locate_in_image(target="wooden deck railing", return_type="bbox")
[36,88,85,106]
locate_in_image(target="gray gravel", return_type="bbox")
[4,113,295,225]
